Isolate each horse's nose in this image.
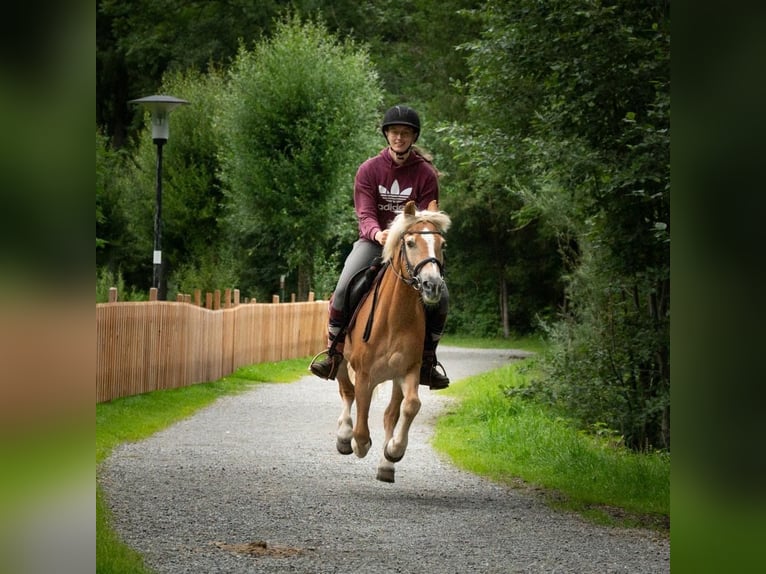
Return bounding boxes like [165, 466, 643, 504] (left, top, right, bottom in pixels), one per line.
[421, 277, 443, 303]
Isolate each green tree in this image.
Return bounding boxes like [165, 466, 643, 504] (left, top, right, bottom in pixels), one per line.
[449, 0, 670, 450]
[97, 0, 280, 146]
[96, 128, 147, 288]
[216, 15, 383, 300]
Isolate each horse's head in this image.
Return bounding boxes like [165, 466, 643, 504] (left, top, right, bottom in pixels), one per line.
[383, 200, 451, 305]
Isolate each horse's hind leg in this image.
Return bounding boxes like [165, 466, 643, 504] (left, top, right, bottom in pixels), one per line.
[336, 362, 354, 455]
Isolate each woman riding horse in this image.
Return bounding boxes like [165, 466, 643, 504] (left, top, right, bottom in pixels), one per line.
[309, 105, 450, 390]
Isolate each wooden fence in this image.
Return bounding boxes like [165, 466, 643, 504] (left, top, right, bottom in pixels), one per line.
[97, 289, 328, 403]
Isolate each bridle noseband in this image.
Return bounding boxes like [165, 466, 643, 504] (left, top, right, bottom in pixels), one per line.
[398, 230, 445, 291]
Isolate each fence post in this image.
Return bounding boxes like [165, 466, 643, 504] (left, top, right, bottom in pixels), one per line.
[224, 288, 232, 308]
[108, 287, 118, 303]
[308, 291, 315, 302]
[272, 295, 280, 304]
[214, 290, 221, 310]
[234, 289, 240, 306]
[149, 287, 158, 301]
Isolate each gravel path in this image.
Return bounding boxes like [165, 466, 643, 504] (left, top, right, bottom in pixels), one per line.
[100, 346, 669, 573]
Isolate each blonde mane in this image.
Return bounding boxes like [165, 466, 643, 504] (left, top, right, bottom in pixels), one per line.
[382, 205, 451, 263]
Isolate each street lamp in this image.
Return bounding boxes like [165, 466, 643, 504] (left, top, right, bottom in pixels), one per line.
[128, 95, 189, 297]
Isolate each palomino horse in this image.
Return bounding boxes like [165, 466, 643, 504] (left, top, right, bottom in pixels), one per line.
[335, 200, 451, 483]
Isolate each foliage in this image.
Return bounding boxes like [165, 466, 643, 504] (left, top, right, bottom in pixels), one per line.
[118, 67, 238, 299]
[96, 268, 147, 303]
[97, 0, 282, 145]
[448, 0, 670, 450]
[216, 14, 382, 299]
[96, 129, 135, 272]
[436, 78, 566, 335]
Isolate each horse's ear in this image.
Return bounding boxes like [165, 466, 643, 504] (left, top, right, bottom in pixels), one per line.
[404, 201, 416, 216]
[427, 200, 438, 212]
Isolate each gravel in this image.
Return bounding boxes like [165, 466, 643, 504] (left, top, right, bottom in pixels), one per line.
[100, 346, 669, 573]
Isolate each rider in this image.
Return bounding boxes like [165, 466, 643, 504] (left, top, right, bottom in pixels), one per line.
[309, 104, 450, 390]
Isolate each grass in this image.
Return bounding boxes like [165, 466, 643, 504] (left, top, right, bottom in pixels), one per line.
[432, 351, 670, 531]
[96, 357, 312, 574]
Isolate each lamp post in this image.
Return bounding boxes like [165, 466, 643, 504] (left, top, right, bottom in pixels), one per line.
[128, 95, 189, 298]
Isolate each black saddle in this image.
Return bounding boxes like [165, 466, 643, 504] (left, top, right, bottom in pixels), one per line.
[329, 257, 387, 352]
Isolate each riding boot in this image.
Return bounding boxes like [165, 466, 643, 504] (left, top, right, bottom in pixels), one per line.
[309, 303, 346, 380]
[420, 348, 450, 390]
[422, 299, 450, 389]
[309, 335, 344, 380]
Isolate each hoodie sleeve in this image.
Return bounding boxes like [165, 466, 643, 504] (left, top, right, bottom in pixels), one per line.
[353, 159, 383, 242]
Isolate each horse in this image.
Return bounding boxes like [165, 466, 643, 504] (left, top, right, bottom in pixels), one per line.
[334, 200, 451, 483]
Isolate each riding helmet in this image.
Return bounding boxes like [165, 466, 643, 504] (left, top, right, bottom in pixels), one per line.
[381, 105, 421, 141]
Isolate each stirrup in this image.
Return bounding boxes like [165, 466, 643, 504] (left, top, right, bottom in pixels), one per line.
[309, 349, 343, 380]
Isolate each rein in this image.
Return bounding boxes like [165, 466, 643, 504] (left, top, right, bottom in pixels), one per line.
[395, 230, 445, 291]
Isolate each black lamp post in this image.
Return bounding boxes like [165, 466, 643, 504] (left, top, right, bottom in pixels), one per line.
[128, 95, 189, 297]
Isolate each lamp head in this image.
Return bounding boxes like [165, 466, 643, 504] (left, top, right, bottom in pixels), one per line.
[129, 95, 189, 141]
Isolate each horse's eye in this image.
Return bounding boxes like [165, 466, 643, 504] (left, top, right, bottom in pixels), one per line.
[405, 237, 416, 248]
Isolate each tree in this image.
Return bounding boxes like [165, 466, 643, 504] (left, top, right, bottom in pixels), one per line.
[447, 0, 670, 450]
[97, 0, 280, 146]
[216, 15, 383, 300]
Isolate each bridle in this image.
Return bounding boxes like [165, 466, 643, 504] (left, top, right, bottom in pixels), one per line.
[396, 229, 445, 292]
[361, 226, 445, 343]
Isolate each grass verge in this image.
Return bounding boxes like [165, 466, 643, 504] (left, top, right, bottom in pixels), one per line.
[96, 357, 312, 574]
[432, 353, 670, 532]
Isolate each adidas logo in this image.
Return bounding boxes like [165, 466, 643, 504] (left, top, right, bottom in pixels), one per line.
[378, 180, 413, 204]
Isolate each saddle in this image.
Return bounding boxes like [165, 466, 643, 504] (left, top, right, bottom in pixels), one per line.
[330, 257, 387, 353]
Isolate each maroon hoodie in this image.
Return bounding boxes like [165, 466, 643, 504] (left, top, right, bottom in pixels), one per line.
[353, 148, 440, 241]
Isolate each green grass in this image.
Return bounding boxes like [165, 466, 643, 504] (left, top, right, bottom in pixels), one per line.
[432, 358, 670, 531]
[96, 357, 312, 574]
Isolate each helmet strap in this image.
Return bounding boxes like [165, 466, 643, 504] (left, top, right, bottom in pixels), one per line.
[395, 145, 412, 159]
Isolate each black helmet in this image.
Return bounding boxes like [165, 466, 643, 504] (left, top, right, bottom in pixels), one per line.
[381, 105, 421, 141]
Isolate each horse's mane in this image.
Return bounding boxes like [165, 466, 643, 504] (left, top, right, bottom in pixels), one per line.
[382, 205, 451, 264]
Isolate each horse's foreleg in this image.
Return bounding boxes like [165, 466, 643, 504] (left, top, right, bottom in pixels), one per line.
[381, 381, 404, 462]
[376, 381, 404, 483]
[383, 372, 421, 465]
[336, 362, 354, 455]
[351, 377, 373, 458]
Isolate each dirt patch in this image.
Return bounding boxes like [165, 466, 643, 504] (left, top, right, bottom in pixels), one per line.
[213, 540, 314, 558]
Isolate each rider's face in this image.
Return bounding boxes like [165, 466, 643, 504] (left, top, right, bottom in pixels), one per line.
[386, 126, 416, 152]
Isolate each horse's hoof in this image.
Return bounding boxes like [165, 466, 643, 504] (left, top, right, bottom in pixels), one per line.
[383, 441, 404, 463]
[352, 438, 372, 458]
[376, 467, 395, 483]
[336, 437, 352, 455]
